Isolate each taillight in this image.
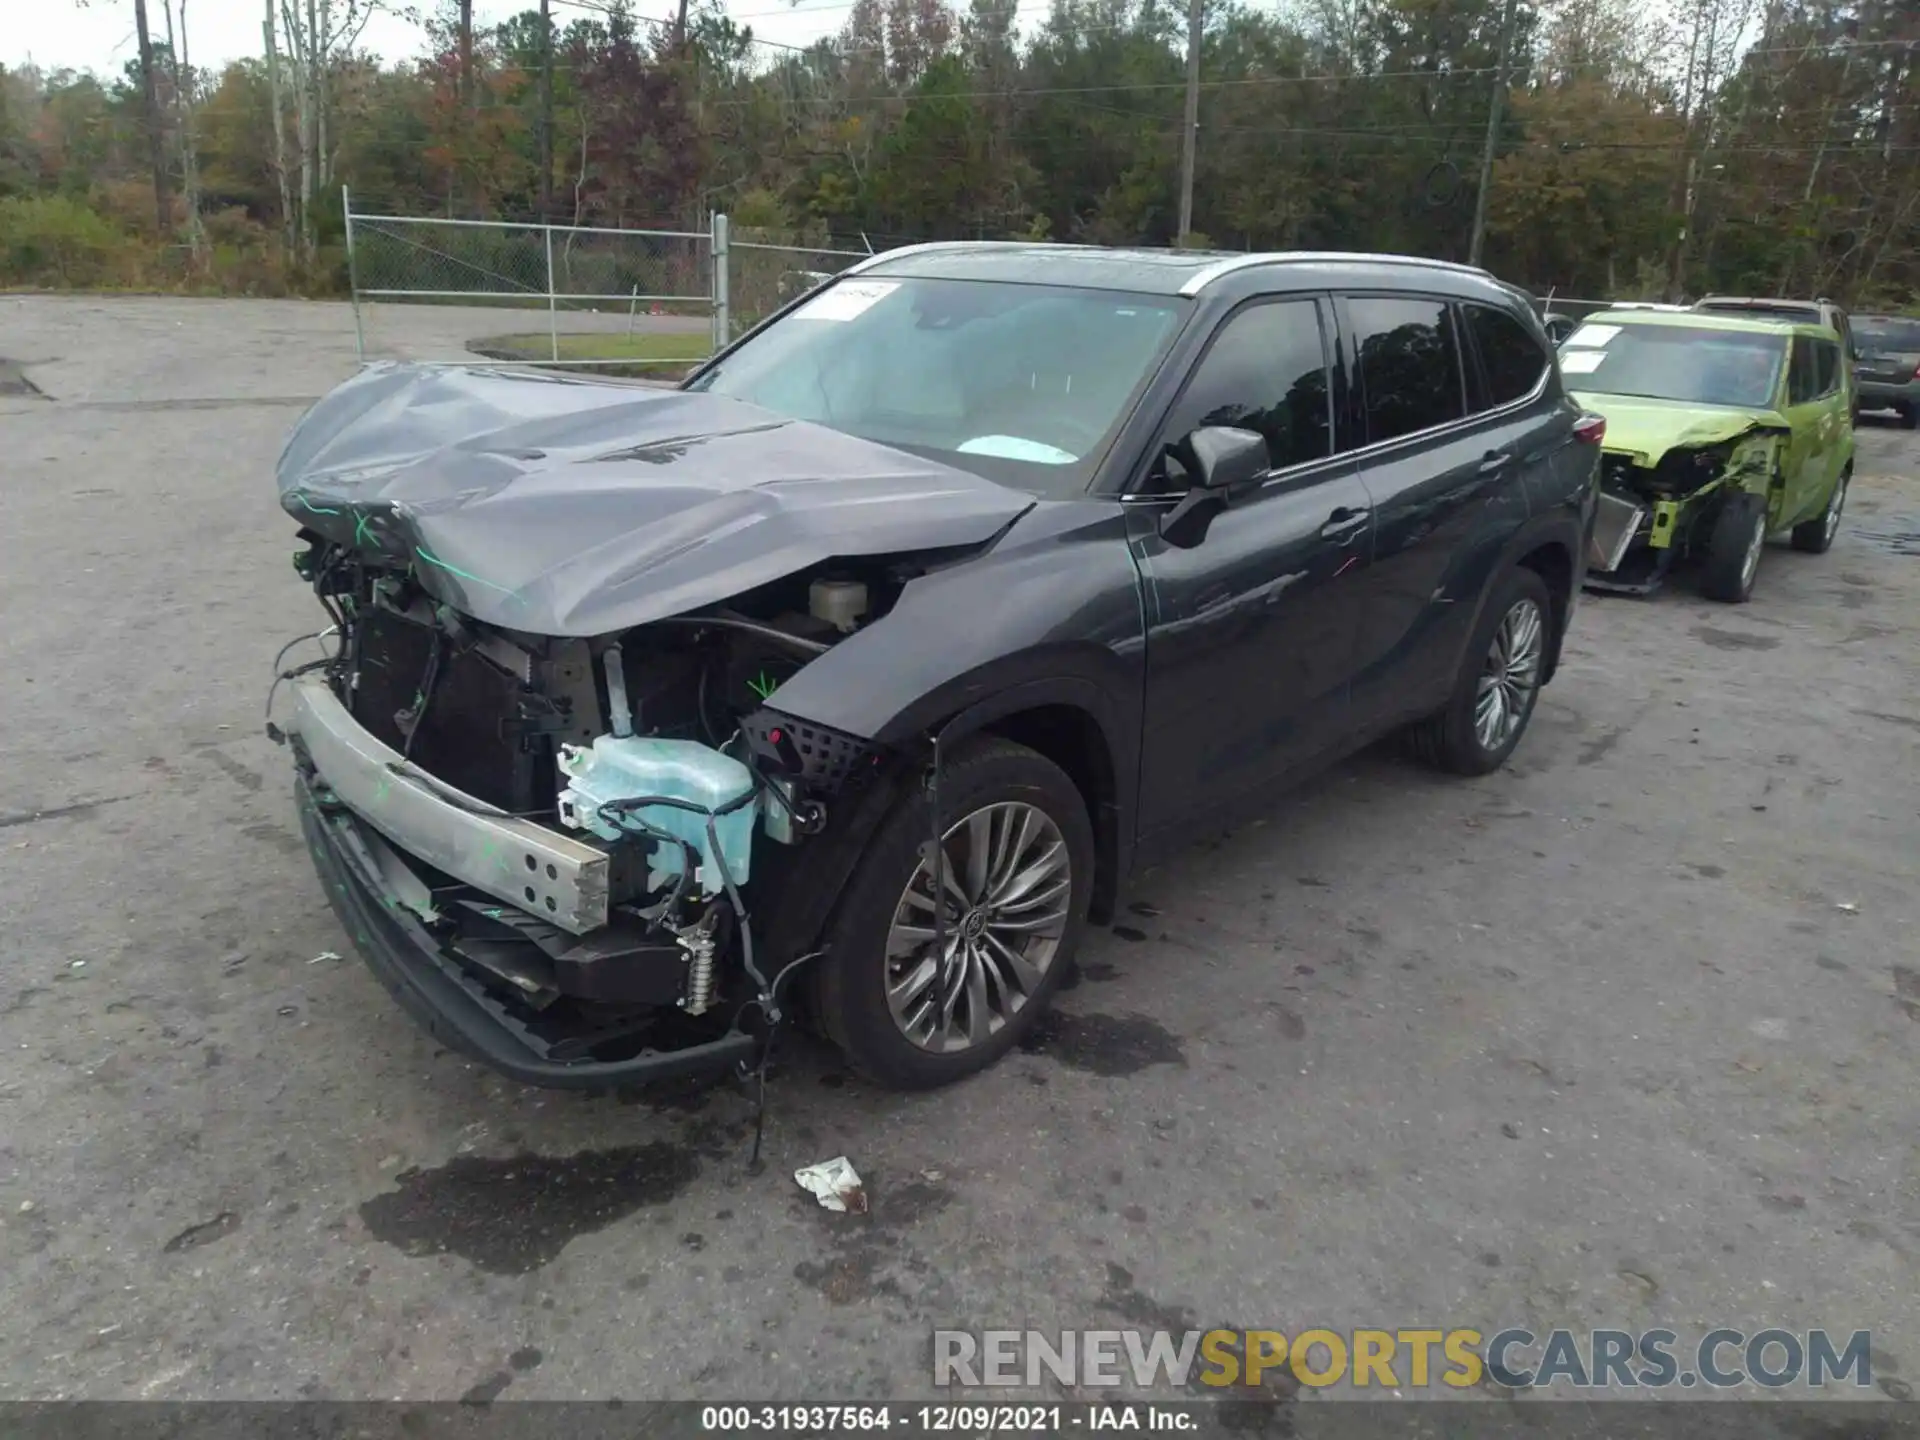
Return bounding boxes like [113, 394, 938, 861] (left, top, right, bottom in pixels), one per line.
[1912, 359, 1920, 380]
[1573, 413, 1606, 445]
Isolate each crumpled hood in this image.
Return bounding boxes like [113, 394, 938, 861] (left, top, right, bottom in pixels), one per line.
[1569, 391, 1788, 467]
[276, 363, 1035, 635]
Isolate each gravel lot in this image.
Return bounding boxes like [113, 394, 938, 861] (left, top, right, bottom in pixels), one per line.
[3, 293, 1919, 1404]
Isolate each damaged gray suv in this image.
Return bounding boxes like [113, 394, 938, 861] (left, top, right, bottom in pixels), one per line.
[275, 243, 1599, 1091]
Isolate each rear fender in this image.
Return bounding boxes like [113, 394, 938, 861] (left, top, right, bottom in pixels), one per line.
[1454, 510, 1585, 688]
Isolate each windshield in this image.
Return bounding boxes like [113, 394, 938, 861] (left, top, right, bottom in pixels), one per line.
[687, 276, 1183, 496]
[1855, 317, 1920, 352]
[1560, 322, 1785, 409]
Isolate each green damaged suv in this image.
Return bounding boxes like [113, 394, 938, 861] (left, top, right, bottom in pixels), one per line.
[1562, 310, 1855, 602]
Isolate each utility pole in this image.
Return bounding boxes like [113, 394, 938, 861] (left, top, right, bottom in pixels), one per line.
[132, 0, 173, 238]
[1176, 0, 1203, 245]
[537, 0, 554, 223]
[1467, 0, 1519, 268]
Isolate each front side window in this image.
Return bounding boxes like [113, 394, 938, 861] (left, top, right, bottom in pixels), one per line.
[1559, 322, 1785, 410]
[1788, 337, 1819, 404]
[1349, 297, 1468, 444]
[1153, 299, 1332, 484]
[1814, 340, 1841, 397]
[1464, 303, 1549, 408]
[688, 276, 1183, 497]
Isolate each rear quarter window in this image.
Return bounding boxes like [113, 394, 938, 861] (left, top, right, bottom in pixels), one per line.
[1464, 303, 1549, 408]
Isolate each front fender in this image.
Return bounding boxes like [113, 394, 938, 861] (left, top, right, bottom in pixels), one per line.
[761, 500, 1147, 753]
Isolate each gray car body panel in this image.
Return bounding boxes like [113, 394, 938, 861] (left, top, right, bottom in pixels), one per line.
[275, 363, 1034, 636]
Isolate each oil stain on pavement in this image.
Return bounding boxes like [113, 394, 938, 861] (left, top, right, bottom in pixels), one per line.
[1018, 1011, 1186, 1076]
[359, 1143, 701, 1274]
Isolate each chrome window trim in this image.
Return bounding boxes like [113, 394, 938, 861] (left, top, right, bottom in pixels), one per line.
[1343, 362, 1553, 466]
[1118, 291, 1553, 500]
[1341, 296, 1552, 462]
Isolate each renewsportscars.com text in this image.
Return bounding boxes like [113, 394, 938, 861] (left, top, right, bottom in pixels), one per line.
[933, 1328, 1874, 1390]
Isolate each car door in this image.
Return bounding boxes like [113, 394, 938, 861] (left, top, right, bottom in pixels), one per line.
[1338, 293, 1541, 732]
[1778, 335, 1828, 528]
[1128, 294, 1373, 839]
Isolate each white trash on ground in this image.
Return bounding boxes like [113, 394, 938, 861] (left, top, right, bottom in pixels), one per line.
[794, 1156, 869, 1214]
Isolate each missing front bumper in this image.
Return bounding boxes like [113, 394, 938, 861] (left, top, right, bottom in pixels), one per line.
[296, 773, 757, 1088]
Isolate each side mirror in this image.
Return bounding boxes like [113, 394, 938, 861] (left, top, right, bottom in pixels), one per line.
[1159, 426, 1270, 547]
[1184, 425, 1271, 491]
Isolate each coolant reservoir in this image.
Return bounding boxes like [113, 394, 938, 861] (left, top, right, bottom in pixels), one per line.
[555, 737, 759, 897]
[809, 577, 868, 633]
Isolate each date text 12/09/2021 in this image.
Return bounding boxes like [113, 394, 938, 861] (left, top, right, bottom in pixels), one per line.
[699, 1407, 1195, 1432]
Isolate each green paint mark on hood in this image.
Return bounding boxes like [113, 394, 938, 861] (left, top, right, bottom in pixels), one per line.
[1569, 392, 1788, 467]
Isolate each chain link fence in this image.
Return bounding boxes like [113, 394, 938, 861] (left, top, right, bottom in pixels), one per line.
[344, 194, 718, 375]
[725, 234, 871, 341]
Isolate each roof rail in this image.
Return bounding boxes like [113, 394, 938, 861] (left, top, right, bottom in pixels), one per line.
[842, 239, 1097, 276]
[1179, 250, 1492, 296]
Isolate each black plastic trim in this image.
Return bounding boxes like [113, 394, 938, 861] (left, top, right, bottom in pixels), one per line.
[296, 775, 756, 1089]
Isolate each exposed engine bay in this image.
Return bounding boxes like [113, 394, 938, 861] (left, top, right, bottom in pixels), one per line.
[1586, 430, 1781, 592]
[281, 528, 940, 1066]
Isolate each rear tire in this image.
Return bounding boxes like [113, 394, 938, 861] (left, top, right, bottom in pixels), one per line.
[1701, 492, 1767, 603]
[1405, 566, 1553, 777]
[1902, 405, 1919, 431]
[812, 736, 1094, 1090]
[1791, 468, 1848, 554]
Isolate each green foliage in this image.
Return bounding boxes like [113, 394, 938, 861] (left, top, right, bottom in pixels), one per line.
[0, 194, 132, 286]
[0, 0, 1916, 304]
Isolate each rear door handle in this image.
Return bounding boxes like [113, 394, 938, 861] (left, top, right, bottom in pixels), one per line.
[1320, 507, 1371, 544]
[1479, 451, 1514, 474]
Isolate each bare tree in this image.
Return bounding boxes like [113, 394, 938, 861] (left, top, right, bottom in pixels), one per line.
[131, 0, 173, 237]
[264, 0, 297, 254]
[162, 0, 208, 267]
[276, 0, 384, 261]
[537, 0, 554, 221]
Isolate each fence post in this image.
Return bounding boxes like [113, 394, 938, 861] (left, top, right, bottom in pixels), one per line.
[711, 211, 731, 352]
[545, 224, 559, 363]
[342, 184, 366, 363]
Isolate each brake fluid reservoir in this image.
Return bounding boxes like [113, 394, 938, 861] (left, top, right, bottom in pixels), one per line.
[555, 737, 759, 896]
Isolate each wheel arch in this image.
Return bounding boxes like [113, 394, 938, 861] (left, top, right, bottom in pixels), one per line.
[1453, 513, 1582, 690]
[930, 679, 1131, 927]
[1514, 537, 1576, 685]
[753, 677, 1135, 976]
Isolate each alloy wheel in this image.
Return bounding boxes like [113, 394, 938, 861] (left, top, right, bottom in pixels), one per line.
[884, 802, 1072, 1052]
[1473, 597, 1544, 753]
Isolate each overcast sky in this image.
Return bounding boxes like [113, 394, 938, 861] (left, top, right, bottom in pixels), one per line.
[5, 0, 860, 76]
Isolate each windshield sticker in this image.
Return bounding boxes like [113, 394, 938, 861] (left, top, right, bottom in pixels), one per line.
[1560, 350, 1606, 374]
[795, 280, 899, 322]
[1566, 324, 1621, 347]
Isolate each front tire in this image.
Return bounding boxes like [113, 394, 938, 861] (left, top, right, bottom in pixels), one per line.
[1701, 491, 1768, 602]
[813, 736, 1094, 1089]
[1791, 467, 1848, 554]
[1405, 566, 1552, 777]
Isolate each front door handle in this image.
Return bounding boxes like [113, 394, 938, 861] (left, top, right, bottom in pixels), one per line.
[1320, 507, 1370, 545]
[1479, 451, 1513, 474]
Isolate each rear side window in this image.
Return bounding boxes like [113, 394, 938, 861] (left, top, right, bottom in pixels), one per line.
[1814, 341, 1840, 397]
[1464, 303, 1549, 407]
[1157, 299, 1332, 475]
[1349, 297, 1467, 444]
[1788, 337, 1819, 404]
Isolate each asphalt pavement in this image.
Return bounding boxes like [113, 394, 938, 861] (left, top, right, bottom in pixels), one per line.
[2, 294, 1918, 1403]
